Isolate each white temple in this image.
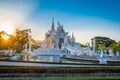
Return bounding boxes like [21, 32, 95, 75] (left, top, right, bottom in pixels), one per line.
[41, 18, 75, 50]
[39, 18, 95, 58]
[10, 18, 120, 63]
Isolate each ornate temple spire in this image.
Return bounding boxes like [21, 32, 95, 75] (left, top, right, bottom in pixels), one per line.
[72, 32, 74, 38]
[56, 21, 61, 31]
[51, 17, 55, 31]
[72, 32, 75, 41]
[58, 21, 60, 26]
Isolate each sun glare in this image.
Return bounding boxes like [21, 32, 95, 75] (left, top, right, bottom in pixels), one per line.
[0, 25, 14, 35]
[2, 34, 9, 40]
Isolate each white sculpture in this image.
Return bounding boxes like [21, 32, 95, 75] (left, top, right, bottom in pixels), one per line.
[99, 58, 107, 64]
[28, 30, 32, 53]
[93, 38, 96, 54]
[50, 56, 53, 62]
[24, 44, 27, 52]
[100, 49, 104, 58]
[116, 51, 119, 57]
[86, 42, 93, 56]
[109, 49, 114, 57]
[99, 49, 107, 64]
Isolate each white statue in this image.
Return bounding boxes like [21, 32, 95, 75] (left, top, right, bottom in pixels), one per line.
[93, 38, 96, 54]
[99, 58, 107, 64]
[28, 31, 32, 53]
[24, 44, 27, 53]
[116, 51, 119, 57]
[109, 49, 114, 57]
[99, 49, 107, 64]
[100, 49, 104, 58]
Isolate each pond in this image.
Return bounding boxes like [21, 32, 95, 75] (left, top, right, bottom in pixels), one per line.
[30, 55, 61, 62]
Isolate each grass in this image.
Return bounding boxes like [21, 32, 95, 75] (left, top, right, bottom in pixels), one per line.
[0, 76, 120, 80]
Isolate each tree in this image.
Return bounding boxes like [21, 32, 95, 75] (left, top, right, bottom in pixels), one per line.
[14, 29, 30, 53]
[8, 34, 16, 49]
[0, 31, 16, 50]
[0, 31, 6, 49]
[97, 44, 106, 50]
[111, 41, 120, 53]
[91, 36, 116, 50]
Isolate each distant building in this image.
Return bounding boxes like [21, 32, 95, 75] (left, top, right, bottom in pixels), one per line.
[91, 36, 116, 48]
[42, 18, 75, 49]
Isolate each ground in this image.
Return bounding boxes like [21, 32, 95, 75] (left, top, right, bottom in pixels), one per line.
[0, 76, 120, 80]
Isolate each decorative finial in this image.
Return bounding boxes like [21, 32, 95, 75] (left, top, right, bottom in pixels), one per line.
[52, 17, 54, 23]
[72, 32, 74, 38]
[51, 17, 55, 31]
[58, 21, 60, 25]
[72, 32, 75, 41]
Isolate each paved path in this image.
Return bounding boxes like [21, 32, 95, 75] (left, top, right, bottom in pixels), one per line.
[0, 61, 120, 67]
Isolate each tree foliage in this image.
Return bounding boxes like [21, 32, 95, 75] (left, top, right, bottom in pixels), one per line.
[93, 36, 116, 50]
[14, 29, 30, 53]
[110, 41, 120, 52]
[0, 31, 15, 50]
[0, 28, 31, 53]
[97, 44, 106, 50]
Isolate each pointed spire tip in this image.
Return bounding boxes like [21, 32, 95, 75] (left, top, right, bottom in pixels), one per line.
[52, 17, 54, 23]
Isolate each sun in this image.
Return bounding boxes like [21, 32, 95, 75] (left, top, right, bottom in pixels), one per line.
[2, 34, 9, 40]
[0, 25, 14, 35]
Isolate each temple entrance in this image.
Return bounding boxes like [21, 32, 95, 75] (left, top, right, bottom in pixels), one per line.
[58, 38, 64, 49]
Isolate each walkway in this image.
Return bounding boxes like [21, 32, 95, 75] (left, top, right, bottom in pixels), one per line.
[0, 61, 120, 67]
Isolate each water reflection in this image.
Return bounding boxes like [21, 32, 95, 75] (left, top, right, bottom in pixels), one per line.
[30, 55, 61, 62]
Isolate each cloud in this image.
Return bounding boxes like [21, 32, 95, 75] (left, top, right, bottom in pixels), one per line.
[0, 0, 39, 31]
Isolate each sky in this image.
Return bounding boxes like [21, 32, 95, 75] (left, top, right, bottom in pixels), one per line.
[0, 0, 120, 44]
